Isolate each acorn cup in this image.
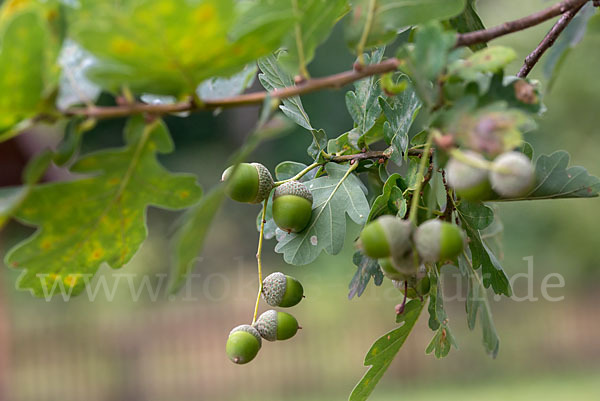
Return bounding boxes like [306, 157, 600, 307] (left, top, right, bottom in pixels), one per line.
[253, 310, 299, 342]
[261, 272, 304, 308]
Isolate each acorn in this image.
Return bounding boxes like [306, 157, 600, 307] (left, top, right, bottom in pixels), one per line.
[357, 215, 413, 259]
[221, 162, 274, 203]
[254, 310, 299, 342]
[272, 181, 313, 233]
[414, 219, 465, 263]
[226, 324, 262, 364]
[490, 151, 535, 198]
[262, 272, 304, 308]
[446, 151, 493, 201]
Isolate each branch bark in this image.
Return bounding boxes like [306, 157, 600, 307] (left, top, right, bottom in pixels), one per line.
[517, 3, 586, 77]
[65, 58, 401, 119]
[63, 0, 591, 120]
[455, 0, 589, 47]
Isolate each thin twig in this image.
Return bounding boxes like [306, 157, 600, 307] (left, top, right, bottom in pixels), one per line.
[65, 58, 401, 119]
[252, 200, 268, 325]
[517, 3, 586, 77]
[329, 148, 426, 163]
[408, 132, 434, 224]
[455, 0, 588, 47]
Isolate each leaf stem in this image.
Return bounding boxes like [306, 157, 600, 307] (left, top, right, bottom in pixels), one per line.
[252, 199, 269, 325]
[356, 0, 377, 65]
[274, 161, 321, 186]
[408, 131, 434, 224]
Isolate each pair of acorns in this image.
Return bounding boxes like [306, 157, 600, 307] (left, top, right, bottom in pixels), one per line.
[221, 162, 313, 233]
[226, 272, 304, 364]
[446, 150, 535, 201]
[358, 216, 465, 296]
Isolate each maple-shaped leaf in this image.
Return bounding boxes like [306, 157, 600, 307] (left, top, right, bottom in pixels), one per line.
[5, 116, 202, 297]
[68, 0, 294, 96]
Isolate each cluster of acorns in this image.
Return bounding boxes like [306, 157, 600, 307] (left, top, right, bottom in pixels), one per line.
[221, 162, 314, 365]
[446, 150, 535, 200]
[358, 216, 466, 298]
[221, 162, 314, 233]
[225, 272, 304, 364]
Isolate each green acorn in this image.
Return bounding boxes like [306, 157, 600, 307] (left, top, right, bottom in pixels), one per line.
[358, 215, 413, 259]
[272, 181, 313, 233]
[446, 151, 493, 201]
[226, 324, 262, 364]
[221, 162, 274, 204]
[254, 310, 299, 342]
[262, 272, 304, 308]
[414, 220, 465, 262]
[490, 151, 535, 198]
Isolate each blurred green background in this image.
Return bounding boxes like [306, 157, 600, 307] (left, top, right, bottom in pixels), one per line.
[1, 1, 600, 400]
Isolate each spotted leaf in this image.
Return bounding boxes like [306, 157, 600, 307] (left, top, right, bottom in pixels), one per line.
[5, 116, 203, 297]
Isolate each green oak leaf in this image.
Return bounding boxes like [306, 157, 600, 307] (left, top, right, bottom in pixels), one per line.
[457, 201, 512, 297]
[279, 0, 350, 75]
[449, 46, 517, 81]
[494, 151, 600, 201]
[458, 254, 500, 358]
[425, 266, 458, 358]
[170, 113, 291, 294]
[0, 7, 60, 141]
[68, 0, 294, 96]
[396, 22, 456, 106]
[367, 173, 407, 222]
[0, 150, 55, 230]
[274, 163, 369, 265]
[344, 0, 465, 49]
[169, 186, 224, 294]
[0, 187, 27, 230]
[349, 299, 424, 401]
[5, 117, 203, 297]
[348, 251, 384, 299]
[345, 48, 385, 146]
[258, 54, 327, 160]
[449, 0, 486, 51]
[379, 79, 421, 165]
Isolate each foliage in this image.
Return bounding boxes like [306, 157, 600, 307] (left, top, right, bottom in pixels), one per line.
[0, 0, 598, 399]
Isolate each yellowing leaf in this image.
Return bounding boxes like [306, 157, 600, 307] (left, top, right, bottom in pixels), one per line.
[68, 0, 295, 96]
[0, 5, 60, 140]
[5, 117, 203, 297]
